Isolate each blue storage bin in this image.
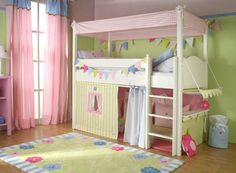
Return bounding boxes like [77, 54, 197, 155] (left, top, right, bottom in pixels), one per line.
[208, 115, 228, 148]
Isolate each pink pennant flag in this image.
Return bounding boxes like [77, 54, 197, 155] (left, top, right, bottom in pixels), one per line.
[98, 71, 104, 79]
[149, 38, 156, 42]
[83, 65, 88, 72]
[135, 61, 142, 70]
[169, 40, 177, 48]
[111, 72, 116, 80]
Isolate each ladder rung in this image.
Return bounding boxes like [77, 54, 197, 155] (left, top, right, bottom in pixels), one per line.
[149, 114, 173, 120]
[149, 95, 173, 100]
[148, 132, 173, 140]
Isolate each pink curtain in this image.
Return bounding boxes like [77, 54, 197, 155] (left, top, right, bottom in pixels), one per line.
[42, 15, 69, 124]
[6, 6, 35, 129]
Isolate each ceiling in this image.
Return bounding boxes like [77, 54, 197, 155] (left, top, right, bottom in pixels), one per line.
[95, 0, 236, 19]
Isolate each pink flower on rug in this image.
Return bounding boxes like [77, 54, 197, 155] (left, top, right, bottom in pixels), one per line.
[43, 139, 55, 144]
[111, 146, 124, 151]
[25, 156, 43, 163]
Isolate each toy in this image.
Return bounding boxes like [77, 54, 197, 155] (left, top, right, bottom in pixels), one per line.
[201, 100, 210, 110]
[182, 133, 197, 157]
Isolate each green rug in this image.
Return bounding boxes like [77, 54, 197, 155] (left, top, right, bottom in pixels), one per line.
[0, 133, 183, 173]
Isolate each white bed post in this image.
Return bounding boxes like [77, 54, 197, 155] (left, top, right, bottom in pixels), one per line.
[72, 24, 78, 129]
[108, 32, 112, 57]
[176, 5, 184, 156]
[203, 33, 208, 88]
[145, 54, 151, 149]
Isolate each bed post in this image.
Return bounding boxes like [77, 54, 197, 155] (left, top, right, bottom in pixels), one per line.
[108, 32, 112, 57]
[72, 22, 78, 129]
[176, 5, 184, 156]
[145, 54, 151, 149]
[203, 33, 208, 88]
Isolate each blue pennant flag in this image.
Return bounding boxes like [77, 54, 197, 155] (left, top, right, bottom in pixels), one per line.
[74, 58, 79, 65]
[128, 65, 138, 74]
[121, 42, 129, 50]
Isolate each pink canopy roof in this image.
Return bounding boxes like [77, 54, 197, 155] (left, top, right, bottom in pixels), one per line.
[71, 9, 207, 40]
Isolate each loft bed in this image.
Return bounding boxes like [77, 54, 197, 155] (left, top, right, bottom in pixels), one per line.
[72, 6, 221, 156]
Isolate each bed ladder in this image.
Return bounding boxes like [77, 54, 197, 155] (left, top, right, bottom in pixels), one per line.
[147, 95, 176, 155]
[145, 55, 177, 156]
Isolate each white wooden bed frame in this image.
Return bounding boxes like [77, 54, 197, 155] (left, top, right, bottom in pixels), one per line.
[72, 6, 209, 156]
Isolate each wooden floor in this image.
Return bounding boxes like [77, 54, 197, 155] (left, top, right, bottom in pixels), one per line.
[0, 122, 236, 173]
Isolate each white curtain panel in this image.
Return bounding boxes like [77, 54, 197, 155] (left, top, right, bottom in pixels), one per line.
[124, 86, 146, 148]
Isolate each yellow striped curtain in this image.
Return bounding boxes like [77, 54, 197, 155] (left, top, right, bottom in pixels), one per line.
[75, 81, 119, 139]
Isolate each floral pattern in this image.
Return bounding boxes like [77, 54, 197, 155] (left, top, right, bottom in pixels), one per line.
[141, 167, 161, 173]
[19, 144, 34, 150]
[64, 135, 77, 140]
[25, 156, 43, 163]
[94, 141, 107, 146]
[43, 138, 55, 144]
[111, 146, 124, 151]
[43, 163, 62, 171]
[133, 154, 148, 160]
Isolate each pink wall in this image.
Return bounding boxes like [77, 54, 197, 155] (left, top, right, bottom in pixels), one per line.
[69, 0, 95, 22]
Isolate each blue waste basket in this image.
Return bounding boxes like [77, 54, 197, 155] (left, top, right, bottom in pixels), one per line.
[208, 115, 228, 148]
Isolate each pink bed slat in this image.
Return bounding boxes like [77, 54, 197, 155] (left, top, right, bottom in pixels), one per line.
[72, 9, 207, 40]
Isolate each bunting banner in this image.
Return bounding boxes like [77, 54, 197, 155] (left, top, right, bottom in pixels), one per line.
[76, 59, 144, 81]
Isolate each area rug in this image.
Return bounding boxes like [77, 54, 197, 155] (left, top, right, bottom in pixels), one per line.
[0, 133, 183, 173]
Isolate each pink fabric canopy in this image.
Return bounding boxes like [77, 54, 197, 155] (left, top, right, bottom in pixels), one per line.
[71, 10, 207, 40]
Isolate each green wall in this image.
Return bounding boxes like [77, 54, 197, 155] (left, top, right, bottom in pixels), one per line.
[92, 16, 236, 143]
[208, 16, 236, 143]
[0, 9, 6, 48]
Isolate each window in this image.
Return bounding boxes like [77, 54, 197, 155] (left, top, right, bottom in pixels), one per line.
[88, 92, 102, 114]
[31, 1, 46, 122]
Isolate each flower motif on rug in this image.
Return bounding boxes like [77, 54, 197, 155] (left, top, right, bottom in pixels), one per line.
[160, 158, 170, 166]
[19, 144, 34, 150]
[133, 154, 148, 160]
[25, 156, 43, 163]
[141, 167, 161, 173]
[94, 141, 107, 146]
[42, 138, 55, 144]
[64, 135, 77, 140]
[111, 146, 124, 151]
[43, 163, 62, 171]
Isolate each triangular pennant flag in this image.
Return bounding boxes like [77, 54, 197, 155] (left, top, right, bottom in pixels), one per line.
[111, 72, 116, 80]
[162, 39, 170, 48]
[74, 58, 79, 65]
[155, 38, 162, 45]
[93, 70, 98, 77]
[83, 65, 88, 72]
[98, 71, 104, 79]
[128, 65, 138, 74]
[88, 67, 93, 75]
[183, 39, 187, 48]
[169, 40, 177, 49]
[132, 40, 135, 45]
[135, 61, 142, 70]
[112, 43, 116, 52]
[122, 42, 129, 50]
[104, 72, 109, 80]
[149, 38, 156, 42]
[185, 37, 194, 47]
[122, 68, 129, 76]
